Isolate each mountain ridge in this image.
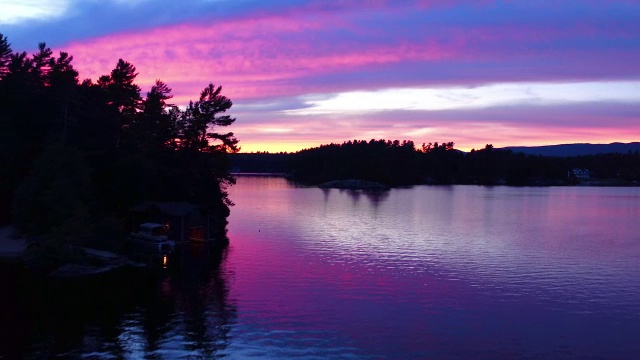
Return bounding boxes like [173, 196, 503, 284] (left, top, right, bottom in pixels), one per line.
[501, 142, 640, 157]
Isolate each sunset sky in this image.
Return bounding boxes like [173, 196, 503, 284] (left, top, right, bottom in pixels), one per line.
[2, 0, 639, 152]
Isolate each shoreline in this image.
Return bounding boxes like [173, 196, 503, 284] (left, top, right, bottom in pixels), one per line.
[0, 225, 143, 278]
[267, 173, 639, 188]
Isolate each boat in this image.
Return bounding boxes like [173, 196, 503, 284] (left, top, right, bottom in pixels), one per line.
[129, 223, 175, 251]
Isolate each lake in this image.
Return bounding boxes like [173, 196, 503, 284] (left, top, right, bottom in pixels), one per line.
[2, 176, 640, 359]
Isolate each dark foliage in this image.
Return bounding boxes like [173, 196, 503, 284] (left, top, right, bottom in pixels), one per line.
[229, 152, 290, 174]
[0, 33, 238, 253]
[282, 141, 640, 187]
[291, 139, 423, 186]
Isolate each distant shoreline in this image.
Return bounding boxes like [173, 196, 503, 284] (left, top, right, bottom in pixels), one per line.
[231, 172, 288, 177]
[232, 172, 639, 188]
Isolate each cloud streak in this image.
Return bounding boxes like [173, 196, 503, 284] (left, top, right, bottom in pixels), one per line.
[285, 82, 640, 115]
[0, 0, 68, 24]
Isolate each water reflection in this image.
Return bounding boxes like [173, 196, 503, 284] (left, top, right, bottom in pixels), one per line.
[172, 245, 235, 359]
[321, 187, 390, 207]
[225, 177, 640, 358]
[0, 244, 235, 359]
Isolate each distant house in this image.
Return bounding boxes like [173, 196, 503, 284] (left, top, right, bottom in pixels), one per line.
[568, 168, 590, 179]
[130, 201, 220, 243]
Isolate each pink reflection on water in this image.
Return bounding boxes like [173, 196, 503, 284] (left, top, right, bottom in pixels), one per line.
[225, 222, 480, 355]
[222, 178, 640, 357]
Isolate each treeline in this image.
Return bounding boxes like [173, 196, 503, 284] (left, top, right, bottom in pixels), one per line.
[291, 140, 425, 185]
[230, 141, 640, 186]
[0, 34, 238, 254]
[230, 152, 290, 173]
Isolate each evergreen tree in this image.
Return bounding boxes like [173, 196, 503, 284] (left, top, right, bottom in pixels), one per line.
[180, 84, 238, 153]
[47, 51, 79, 143]
[0, 33, 12, 78]
[132, 79, 177, 150]
[31, 42, 53, 84]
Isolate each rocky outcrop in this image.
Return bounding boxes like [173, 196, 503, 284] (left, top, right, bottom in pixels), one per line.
[0, 226, 27, 260]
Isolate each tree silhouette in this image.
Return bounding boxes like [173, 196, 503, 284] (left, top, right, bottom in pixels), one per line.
[48, 51, 79, 143]
[31, 42, 53, 83]
[179, 84, 238, 153]
[0, 33, 12, 78]
[107, 59, 142, 114]
[133, 79, 178, 151]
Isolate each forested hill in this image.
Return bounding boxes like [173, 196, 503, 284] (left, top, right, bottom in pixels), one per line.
[0, 33, 238, 254]
[503, 142, 640, 157]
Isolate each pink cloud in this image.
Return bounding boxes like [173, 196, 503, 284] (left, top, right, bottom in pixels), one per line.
[53, 1, 640, 152]
[60, 9, 459, 102]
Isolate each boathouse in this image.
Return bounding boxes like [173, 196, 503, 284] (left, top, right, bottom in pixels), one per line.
[568, 168, 590, 179]
[130, 201, 215, 243]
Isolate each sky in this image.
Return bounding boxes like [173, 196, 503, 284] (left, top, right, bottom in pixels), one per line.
[2, 0, 640, 152]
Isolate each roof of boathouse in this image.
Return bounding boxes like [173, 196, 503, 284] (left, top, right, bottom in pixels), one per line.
[131, 201, 203, 217]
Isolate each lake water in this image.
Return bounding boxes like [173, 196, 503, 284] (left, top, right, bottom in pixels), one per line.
[2, 176, 640, 359]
